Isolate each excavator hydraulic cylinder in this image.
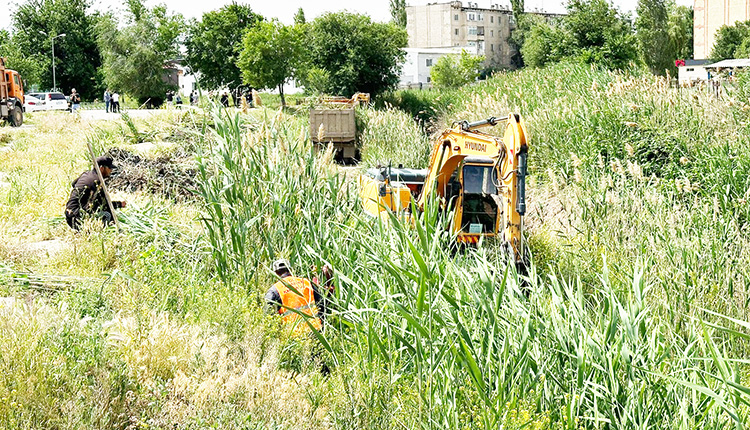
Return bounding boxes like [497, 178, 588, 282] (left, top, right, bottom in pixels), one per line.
[516, 147, 527, 216]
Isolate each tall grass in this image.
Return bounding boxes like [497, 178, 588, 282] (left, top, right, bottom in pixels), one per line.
[2, 64, 749, 428]
[195, 89, 750, 427]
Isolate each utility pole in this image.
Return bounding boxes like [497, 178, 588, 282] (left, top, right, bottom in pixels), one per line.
[51, 33, 66, 92]
[39, 31, 66, 91]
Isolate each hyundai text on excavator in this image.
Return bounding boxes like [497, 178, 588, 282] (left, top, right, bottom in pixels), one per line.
[0, 57, 25, 127]
[358, 113, 528, 265]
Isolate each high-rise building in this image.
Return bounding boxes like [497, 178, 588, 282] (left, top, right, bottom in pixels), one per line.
[406, 1, 563, 69]
[406, 1, 516, 67]
[694, 0, 750, 59]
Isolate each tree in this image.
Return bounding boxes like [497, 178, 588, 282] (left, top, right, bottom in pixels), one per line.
[711, 20, 750, 60]
[12, 0, 103, 99]
[237, 20, 301, 107]
[303, 12, 407, 96]
[390, 0, 407, 27]
[520, 18, 570, 67]
[430, 51, 485, 88]
[668, 4, 693, 60]
[636, 0, 671, 75]
[565, 0, 639, 69]
[0, 30, 45, 87]
[294, 8, 306, 25]
[508, 0, 526, 67]
[184, 4, 263, 91]
[96, 0, 183, 105]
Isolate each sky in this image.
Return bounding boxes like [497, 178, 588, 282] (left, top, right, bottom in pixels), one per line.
[2, 0, 694, 32]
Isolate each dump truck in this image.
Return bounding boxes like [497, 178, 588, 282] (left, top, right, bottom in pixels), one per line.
[0, 57, 25, 127]
[359, 114, 528, 265]
[309, 93, 369, 162]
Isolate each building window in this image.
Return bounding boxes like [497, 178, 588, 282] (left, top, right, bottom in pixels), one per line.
[469, 26, 478, 36]
[686, 68, 694, 71]
[426, 59, 433, 67]
[477, 13, 482, 21]
[455, 28, 459, 35]
[477, 26, 484, 36]
[427, 76, 431, 82]
[454, 14, 458, 20]
[491, 30, 494, 37]
[491, 44, 494, 52]
[468, 13, 475, 20]
[491, 15, 494, 23]
[509, 15, 515, 24]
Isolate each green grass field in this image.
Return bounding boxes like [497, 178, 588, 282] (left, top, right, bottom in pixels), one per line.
[0, 64, 749, 429]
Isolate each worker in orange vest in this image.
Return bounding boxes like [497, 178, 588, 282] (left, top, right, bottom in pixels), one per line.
[265, 259, 324, 333]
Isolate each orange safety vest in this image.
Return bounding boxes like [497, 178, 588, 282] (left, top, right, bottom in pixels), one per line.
[273, 276, 323, 333]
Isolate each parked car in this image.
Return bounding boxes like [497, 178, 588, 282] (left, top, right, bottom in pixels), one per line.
[23, 94, 45, 113]
[27, 92, 69, 111]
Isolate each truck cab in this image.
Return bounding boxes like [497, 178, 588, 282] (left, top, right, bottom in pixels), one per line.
[0, 57, 25, 127]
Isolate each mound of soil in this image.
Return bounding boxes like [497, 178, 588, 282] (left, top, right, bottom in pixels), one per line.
[105, 147, 198, 202]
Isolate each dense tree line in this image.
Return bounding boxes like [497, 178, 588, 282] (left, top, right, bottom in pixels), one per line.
[517, 0, 693, 76]
[2, 0, 707, 103]
[712, 20, 750, 60]
[3, 1, 406, 106]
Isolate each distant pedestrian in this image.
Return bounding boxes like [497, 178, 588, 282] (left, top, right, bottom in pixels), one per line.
[70, 88, 81, 113]
[103, 89, 111, 113]
[245, 89, 253, 108]
[166, 90, 174, 106]
[175, 93, 182, 109]
[111, 92, 120, 113]
[220, 91, 229, 108]
[232, 88, 241, 107]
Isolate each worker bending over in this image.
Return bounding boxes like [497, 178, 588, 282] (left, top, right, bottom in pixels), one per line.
[65, 156, 126, 230]
[265, 259, 327, 333]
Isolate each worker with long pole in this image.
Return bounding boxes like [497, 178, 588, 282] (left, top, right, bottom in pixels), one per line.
[64, 147, 125, 231]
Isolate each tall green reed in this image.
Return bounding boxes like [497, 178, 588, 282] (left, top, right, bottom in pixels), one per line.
[195, 103, 750, 428]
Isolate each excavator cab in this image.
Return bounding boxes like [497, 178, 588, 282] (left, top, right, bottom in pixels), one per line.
[457, 162, 500, 235]
[359, 113, 528, 263]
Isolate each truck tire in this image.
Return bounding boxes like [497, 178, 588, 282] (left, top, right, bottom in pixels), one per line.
[9, 106, 23, 127]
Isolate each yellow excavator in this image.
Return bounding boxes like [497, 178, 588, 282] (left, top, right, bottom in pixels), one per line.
[358, 113, 528, 264]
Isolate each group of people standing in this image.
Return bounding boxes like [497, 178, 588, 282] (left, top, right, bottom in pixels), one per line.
[103, 89, 121, 113]
[167, 90, 201, 107]
[219, 89, 253, 108]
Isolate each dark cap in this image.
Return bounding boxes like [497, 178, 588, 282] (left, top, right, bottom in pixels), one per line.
[95, 156, 116, 169]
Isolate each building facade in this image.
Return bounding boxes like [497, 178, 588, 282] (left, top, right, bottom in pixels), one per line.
[400, 47, 468, 86]
[677, 59, 710, 84]
[694, 0, 750, 59]
[406, 1, 516, 68]
[406, 1, 564, 69]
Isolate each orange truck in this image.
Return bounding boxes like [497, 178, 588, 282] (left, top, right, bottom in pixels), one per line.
[0, 57, 25, 126]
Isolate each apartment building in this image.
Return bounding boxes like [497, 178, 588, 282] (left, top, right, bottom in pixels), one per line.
[694, 0, 750, 59]
[406, 1, 516, 67]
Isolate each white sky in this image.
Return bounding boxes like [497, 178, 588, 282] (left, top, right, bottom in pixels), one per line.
[2, 0, 693, 33]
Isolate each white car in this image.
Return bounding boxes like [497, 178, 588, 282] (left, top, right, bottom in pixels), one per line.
[27, 92, 70, 111]
[23, 94, 45, 113]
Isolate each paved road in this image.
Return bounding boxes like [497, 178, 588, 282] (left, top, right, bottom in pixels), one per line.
[81, 108, 191, 121]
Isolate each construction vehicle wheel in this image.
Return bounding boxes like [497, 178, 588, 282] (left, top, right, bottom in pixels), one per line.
[9, 106, 23, 127]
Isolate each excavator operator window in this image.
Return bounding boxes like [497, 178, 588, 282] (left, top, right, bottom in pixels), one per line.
[461, 164, 499, 234]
